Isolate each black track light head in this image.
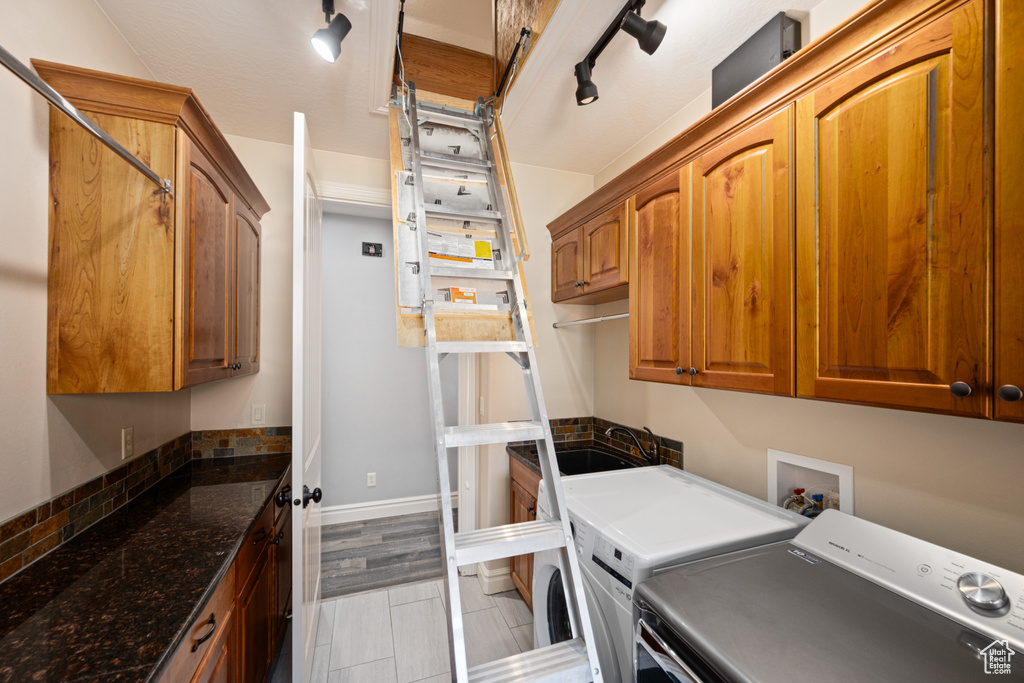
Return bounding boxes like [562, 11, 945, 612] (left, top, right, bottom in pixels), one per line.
[621, 10, 666, 55]
[311, 12, 352, 63]
[574, 61, 599, 106]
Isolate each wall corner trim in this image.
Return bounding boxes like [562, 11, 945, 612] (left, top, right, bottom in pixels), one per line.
[476, 560, 515, 595]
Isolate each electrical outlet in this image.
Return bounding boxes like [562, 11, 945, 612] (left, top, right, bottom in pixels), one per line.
[367, 472, 377, 487]
[252, 404, 266, 426]
[121, 427, 134, 460]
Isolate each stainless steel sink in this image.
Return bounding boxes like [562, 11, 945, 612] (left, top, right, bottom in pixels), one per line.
[556, 448, 640, 476]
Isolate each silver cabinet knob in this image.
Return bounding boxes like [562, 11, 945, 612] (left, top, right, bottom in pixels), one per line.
[997, 385, 1023, 402]
[675, 367, 682, 375]
[688, 367, 697, 376]
[957, 572, 1009, 612]
[950, 382, 972, 398]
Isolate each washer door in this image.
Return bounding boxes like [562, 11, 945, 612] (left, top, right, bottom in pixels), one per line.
[533, 558, 622, 683]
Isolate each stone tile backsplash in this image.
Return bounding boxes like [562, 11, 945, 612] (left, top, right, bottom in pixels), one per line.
[0, 427, 293, 584]
[516, 416, 683, 468]
[192, 427, 292, 459]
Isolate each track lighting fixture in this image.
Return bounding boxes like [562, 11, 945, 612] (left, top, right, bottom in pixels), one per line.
[311, 0, 352, 64]
[621, 10, 667, 55]
[574, 61, 599, 106]
[572, 0, 667, 105]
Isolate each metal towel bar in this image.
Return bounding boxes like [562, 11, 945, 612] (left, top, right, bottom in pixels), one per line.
[0, 43, 172, 195]
[552, 312, 628, 328]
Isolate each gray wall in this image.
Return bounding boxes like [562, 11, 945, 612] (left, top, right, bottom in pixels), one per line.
[321, 212, 457, 507]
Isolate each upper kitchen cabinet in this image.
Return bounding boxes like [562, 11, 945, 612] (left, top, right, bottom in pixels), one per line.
[629, 169, 690, 384]
[35, 60, 269, 394]
[550, 201, 629, 304]
[795, 0, 989, 417]
[691, 107, 793, 395]
[995, 0, 1024, 423]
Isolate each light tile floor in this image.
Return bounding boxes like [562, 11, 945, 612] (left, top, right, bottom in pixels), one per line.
[307, 575, 534, 683]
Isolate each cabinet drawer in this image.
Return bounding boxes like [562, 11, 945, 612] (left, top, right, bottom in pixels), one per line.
[158, 566, 235, 683]
[236, 502, 274, 590]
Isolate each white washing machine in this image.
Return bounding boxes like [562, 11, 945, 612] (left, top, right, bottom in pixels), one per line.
[533, 466, 808, 683]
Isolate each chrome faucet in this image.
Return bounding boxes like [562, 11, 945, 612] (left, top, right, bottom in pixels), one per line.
[604, 425, 659, 466]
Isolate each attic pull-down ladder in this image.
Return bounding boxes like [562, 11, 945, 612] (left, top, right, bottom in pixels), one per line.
[393, 86, 603, 683]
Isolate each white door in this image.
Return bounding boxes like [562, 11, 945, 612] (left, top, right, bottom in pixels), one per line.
[292, 111, 323, 682]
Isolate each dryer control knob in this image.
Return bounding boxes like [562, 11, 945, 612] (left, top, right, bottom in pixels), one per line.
[957, 572, 1008, 612]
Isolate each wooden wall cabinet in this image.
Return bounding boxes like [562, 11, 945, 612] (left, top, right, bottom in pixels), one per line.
[509, 455, 541, 610]
[35, 60, 269, 394]
[994, 0, 1024, 423]
[691, 107, 794, 395]
[795, 0, 989, 417]
[628, 170, 691, 385]
[550, 202, 629, 304]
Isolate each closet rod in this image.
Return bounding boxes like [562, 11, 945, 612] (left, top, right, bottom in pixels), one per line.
[552, 312, 628, 328]
[0, 43, 172, 195]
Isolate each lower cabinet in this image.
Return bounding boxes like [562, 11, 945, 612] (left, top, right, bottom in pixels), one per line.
[509, 456, 541, 610]
[239, 548, 276, 683]
[158, 488, 290, 683]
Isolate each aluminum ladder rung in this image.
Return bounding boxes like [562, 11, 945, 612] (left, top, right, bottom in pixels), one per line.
[454, 519, 565, 566]
[428, 265, 515, 280]
[436, 341, 528, 354]
[467, 639, 592, 683]
[419, 150, 492, 174]
[444, 422, 543, 448]
[425, 205, 502, 222]
[419, 106, 483, 127]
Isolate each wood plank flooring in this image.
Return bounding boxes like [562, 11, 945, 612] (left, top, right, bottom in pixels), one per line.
[321, 511, 457, 599]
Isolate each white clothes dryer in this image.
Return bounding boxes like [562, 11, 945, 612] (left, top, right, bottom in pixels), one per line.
[533, 466, 808, 683]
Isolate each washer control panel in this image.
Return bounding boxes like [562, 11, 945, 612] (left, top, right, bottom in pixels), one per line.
[794, 510, 1024, 649]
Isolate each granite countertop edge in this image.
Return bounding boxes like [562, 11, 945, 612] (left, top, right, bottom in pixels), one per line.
[147, 461, 288, 682]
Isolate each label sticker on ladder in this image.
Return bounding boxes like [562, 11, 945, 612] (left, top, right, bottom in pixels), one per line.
[427, 231, 494, 268]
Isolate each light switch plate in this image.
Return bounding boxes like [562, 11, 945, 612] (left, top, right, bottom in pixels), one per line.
[252, 404, 266, 426]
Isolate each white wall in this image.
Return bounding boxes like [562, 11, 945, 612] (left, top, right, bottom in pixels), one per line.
[320, 212, 457, 507]
[0, 0, 190, 525]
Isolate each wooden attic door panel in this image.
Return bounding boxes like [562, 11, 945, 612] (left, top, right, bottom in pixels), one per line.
[796, 0, 989, 416]
[180, 139, 233, 387]
[629, 168, 690, 384]
[551, 228, 583, 301]
[692, 108, 793, 395]
[47, 109, 176, 393]
[233, 202, 260, 375]
[582, 202, 628, 292]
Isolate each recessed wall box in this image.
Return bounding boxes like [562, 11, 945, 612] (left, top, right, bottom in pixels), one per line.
[363, 242, 383, 257]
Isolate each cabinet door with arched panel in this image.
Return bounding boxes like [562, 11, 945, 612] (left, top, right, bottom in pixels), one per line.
[691, 106, 794, 395]
[795, 0, 989, 416]
[629, 169, 691, 385]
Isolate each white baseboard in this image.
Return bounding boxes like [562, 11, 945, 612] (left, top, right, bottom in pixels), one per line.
[477, 560, 515, 595]
[320, 491, 459, 526]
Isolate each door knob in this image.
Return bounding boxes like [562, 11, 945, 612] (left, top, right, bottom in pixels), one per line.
[300, 485, 323, 508]
[997, 385, 1023, 402]
[950, 382, 972, 398]
[275, 485, 291, 508]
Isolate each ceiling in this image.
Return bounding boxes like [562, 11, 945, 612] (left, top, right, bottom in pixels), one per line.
[500, 0, 821, 175]
[93, 0, 821, 176]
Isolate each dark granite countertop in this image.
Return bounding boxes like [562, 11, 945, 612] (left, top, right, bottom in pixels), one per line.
[507, 439, 648, 475]
[0, 454, 290, 683]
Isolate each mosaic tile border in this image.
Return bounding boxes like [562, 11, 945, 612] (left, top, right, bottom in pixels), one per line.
[514, 416, 684, 468]
[191, 426, 292, 458]
[0, 426, 294, 585]
[0, 433, 191, 583]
